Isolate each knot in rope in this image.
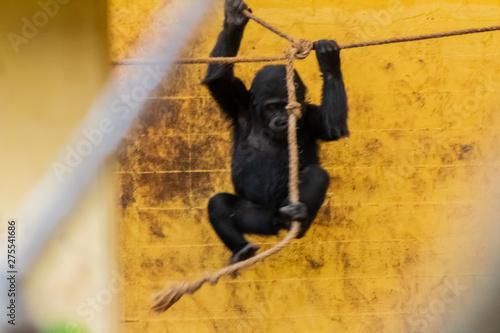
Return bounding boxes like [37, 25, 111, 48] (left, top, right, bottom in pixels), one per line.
[286, 101, 302, 118]
[292, 39, 314, 59]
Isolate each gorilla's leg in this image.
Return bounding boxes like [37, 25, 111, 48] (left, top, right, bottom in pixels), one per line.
[208, 193, 282, 263]
[299, 164, 330, 220]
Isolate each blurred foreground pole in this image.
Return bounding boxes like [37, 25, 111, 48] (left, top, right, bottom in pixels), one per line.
[0, 1, 112, 331]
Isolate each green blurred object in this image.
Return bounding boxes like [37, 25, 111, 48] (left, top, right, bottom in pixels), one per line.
[43, 323, 89, 333]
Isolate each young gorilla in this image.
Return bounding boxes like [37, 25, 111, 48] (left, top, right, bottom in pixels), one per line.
[203, 0, 349, 264]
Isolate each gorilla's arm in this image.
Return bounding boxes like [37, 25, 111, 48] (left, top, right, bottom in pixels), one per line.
[305, 40, 349, 141]
[202, 0, 251, 120]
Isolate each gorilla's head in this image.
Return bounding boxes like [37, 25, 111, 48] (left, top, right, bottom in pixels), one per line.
[249, 65, 306, 138]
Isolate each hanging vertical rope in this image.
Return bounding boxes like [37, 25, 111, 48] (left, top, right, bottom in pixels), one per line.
[151, 43, 311, 313]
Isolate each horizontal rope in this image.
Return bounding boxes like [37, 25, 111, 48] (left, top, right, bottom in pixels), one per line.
[340, 24, 500, 49]
[112, 56, 286, 66]
[112, 25, 500, 66]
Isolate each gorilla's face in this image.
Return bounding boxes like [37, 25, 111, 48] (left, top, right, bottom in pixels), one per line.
[263, 97, 289, 136]
[249, 65, 306, 139]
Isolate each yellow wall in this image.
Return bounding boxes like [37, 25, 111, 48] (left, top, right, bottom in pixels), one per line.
[111, 0, 500, 332]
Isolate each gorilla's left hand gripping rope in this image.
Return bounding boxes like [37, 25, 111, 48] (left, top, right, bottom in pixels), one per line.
[151, 10, 314, 314]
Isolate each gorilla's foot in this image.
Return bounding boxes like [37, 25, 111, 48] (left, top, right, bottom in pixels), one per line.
[230, 243, 260, 265]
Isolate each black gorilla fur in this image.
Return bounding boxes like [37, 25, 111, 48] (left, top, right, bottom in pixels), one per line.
[202, 0, 349, 263]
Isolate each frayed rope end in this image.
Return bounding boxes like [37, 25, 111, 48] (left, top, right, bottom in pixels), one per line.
[151, 287, 184, 313]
